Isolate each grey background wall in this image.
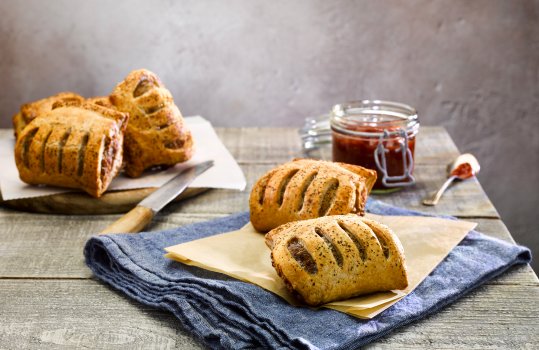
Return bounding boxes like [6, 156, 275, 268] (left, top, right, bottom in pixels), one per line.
[1, 0, 538, 271]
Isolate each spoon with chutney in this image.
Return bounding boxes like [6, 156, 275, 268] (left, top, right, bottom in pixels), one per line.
[422, 153, 480, 206]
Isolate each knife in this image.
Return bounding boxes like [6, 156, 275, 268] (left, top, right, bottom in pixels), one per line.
[100, 160, 214, 234]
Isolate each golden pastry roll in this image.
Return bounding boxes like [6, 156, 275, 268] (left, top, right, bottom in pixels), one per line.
[265, 214, 408, 306]
[14, 103, 128, 198]
[110, 69, 194, 177]
[249, 159, 377, 232]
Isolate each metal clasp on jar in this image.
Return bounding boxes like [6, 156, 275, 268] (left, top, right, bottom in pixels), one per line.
[374, 129, 415, 187]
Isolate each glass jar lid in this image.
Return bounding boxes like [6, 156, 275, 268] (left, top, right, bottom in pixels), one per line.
[331, 100, 419, 137]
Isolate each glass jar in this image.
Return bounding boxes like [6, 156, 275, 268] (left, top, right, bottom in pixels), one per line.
[330, 100, 420, 190]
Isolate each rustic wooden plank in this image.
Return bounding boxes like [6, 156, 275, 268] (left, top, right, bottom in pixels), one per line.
[0, 279, 537, 349]
[0, 279, 203, 350]
[365, 282, 539, 349]
[372, 164, 499, 218]
[0, 162, 498, 218]
[0, 212, 225, 279]
[215, 127, 301, 164]
[215, 126, 460, 165]
[414, 126, 461, 165]
[0, 201, 534, 285]
[156, 163, 499, 218]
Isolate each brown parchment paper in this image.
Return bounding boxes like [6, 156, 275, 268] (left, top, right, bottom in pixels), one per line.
[165, 214, 477, 319]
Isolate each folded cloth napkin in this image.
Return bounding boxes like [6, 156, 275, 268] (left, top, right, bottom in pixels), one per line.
[84, 200, 531, 350]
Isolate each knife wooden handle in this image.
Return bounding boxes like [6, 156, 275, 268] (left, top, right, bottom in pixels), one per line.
[100, 205, 155, 234]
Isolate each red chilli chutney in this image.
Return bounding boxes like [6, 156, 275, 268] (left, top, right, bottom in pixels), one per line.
[330, 101, 420, 190]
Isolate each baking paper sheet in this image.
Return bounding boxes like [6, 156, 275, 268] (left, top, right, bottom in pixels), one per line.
[165, 214, 477, 319]
[0, 116, 246, 200]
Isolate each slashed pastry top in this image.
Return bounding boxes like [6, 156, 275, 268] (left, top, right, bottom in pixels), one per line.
[249, 159, 377, 232]
[12, 92, 85, 139]
[110, 69, 194, 177]
[265, 214, 408, 306]
[86, 95, 115, 109]
[14, 102, 128, 198]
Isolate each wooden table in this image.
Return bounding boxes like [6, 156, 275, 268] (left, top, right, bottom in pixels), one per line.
[1, 127, 537, 349]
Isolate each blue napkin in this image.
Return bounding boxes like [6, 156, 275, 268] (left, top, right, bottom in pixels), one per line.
[84, 200, 531, 350]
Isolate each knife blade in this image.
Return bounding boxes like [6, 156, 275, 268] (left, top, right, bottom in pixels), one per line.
[100, 160, 214, 234]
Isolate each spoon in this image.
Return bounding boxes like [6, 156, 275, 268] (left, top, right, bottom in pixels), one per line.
[422, 153, 480, 206]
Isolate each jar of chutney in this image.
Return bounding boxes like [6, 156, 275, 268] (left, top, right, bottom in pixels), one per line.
[330, 100, 420, 190]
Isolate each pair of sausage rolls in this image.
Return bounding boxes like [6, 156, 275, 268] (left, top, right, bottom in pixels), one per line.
[12, 68, 195, 197]
[14, 103, 128, 198]
[251, 159, 406, 305]
[249, 159, 377, 232]
[110, 69, 194, 177]
[266, 214, 408, 306]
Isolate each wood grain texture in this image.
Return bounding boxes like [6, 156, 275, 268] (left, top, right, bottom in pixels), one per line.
[372, 164, 499, 218]
[153, 163, 498, 219]
[216, 126, 460, 165]
[364, 282, 539, 349]
[0, 162, 497, 218]
[0, 187, 209, 215]
[0, 279, 203, 350]
[0, 127, 537, 349]
[0, 279, 537, 350]
[0, 211, 534, 283]
[0, 212, 224, 278]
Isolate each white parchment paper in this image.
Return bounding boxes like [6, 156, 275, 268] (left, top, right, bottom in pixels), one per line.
[0, 116, 246, 200]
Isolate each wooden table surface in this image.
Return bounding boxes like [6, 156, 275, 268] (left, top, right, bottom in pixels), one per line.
[1, 127, 537, 349]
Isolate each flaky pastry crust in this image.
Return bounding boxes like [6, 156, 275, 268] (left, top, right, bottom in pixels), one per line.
[14, 103, 128, 197]
[249, 159, 377, 232]
[12, 92, 85, 139]
[110, 69, 194, 177]
[265, 214, 408, 306]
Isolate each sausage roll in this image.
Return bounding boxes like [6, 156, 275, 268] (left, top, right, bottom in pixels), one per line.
[110, 69, 194, 177]
[14, 103, 128, 198]
[249, 159, 377, 232]
[266, 214, 408, 306]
